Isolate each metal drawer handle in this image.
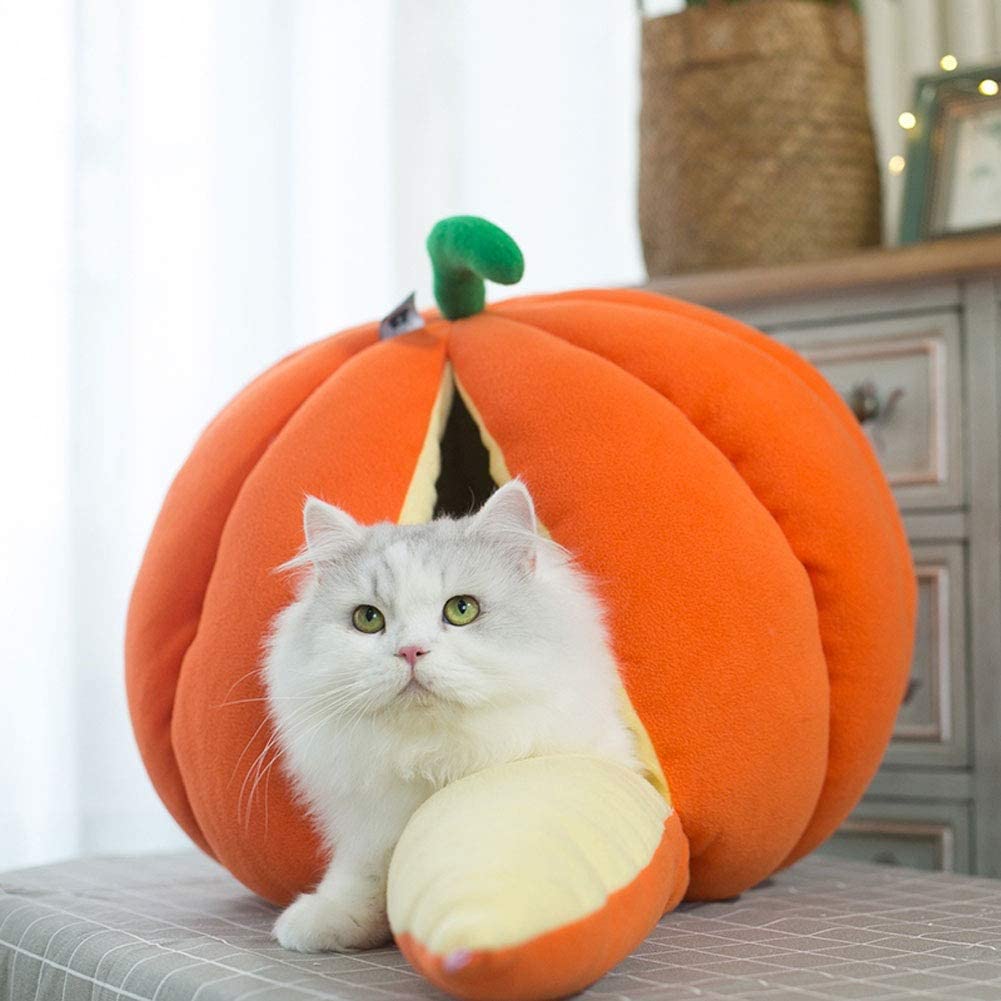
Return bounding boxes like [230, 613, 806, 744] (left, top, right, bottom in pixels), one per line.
[873, 850, 901, 866]
[845, 381, 905, 425]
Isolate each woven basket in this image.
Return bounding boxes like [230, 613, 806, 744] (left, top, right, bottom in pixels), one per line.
[639, 0, 881, 275]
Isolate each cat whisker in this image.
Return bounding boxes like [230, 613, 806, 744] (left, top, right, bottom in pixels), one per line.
[244, 753, 284, 834]
[336, 690, 382, 746]
[230, 714, 277, 791]
[227, 683, 352, 792]
[242, 700, 355, 831]
[238, 692, 366, 828]
[215, 694, 317, 709]
[238, 729, 286, 825]
[232, 695, 329, 801]
[247, 694, 367, 832]
[219, 665, 268, 706]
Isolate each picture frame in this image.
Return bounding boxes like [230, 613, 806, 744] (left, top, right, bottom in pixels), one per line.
[899, 65, 1001, 244]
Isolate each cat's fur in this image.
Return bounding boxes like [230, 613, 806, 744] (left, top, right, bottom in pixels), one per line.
[264, 480, 637, 952]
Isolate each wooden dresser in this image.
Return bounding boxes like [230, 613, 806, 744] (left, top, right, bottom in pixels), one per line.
[647, 234, 1001, 878]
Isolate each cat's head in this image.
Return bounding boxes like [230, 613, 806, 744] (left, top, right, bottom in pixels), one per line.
[268, 480, 589, 717]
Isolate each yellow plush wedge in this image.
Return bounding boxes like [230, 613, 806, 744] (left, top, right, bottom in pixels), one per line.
[388, 755, 690, 1001]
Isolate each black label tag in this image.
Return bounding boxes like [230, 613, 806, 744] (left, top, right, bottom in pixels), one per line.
[379, 292, 425, 339]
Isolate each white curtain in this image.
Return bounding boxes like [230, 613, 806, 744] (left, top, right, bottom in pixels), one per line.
[0, 0, 643, 871]
[3, 0, 1001, 872]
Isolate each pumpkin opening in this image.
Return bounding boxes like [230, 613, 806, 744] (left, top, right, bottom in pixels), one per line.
[433, 376, 496, 519]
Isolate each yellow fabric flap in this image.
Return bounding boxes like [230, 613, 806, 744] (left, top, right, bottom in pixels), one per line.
[387, 754, 670, 955]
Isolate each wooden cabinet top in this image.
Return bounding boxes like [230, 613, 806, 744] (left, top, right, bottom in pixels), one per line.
[644, 233, 1001, 308]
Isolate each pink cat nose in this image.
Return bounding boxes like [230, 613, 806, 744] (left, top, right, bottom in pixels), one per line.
[396, 645, 428, 669]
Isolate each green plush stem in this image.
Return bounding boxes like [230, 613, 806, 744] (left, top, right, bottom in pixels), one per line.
[426, 216, 525, 320]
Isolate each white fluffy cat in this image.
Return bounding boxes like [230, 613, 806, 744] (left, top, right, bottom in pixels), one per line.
[264, 479, 638, 952]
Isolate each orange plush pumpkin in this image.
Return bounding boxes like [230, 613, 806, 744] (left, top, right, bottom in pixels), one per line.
[127, 217, 914, 1000]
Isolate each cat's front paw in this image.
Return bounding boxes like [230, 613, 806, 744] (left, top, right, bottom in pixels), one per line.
[273, 891, 390, 952]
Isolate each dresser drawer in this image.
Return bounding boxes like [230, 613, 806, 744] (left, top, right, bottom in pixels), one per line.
[820, 800, 972, 873]
[884, 542, 968, 767]
[775, 313, 963, 509]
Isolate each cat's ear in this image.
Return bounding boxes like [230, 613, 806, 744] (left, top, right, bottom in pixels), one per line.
[473, 480, 537, 569]
[302, 496, 362, 565]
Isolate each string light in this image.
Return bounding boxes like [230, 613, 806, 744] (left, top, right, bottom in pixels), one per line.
[979, 79, 1000, 96]
[940, 54, 958, 71]
[888, 155, 906, 175]
[898, 111, 917, 130]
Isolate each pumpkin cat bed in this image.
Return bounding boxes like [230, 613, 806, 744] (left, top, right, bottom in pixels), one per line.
[126, 216, 916, 1001]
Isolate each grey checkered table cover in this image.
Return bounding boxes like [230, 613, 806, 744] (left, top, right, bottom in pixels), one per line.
[3, 852, 1001, 1000]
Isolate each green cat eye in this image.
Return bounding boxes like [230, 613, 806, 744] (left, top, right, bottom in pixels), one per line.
[352, 605, 385, 633]
[443, 595, 480, 626]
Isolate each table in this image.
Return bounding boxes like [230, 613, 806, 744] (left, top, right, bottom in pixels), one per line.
[3, 852, 1001, 1000]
